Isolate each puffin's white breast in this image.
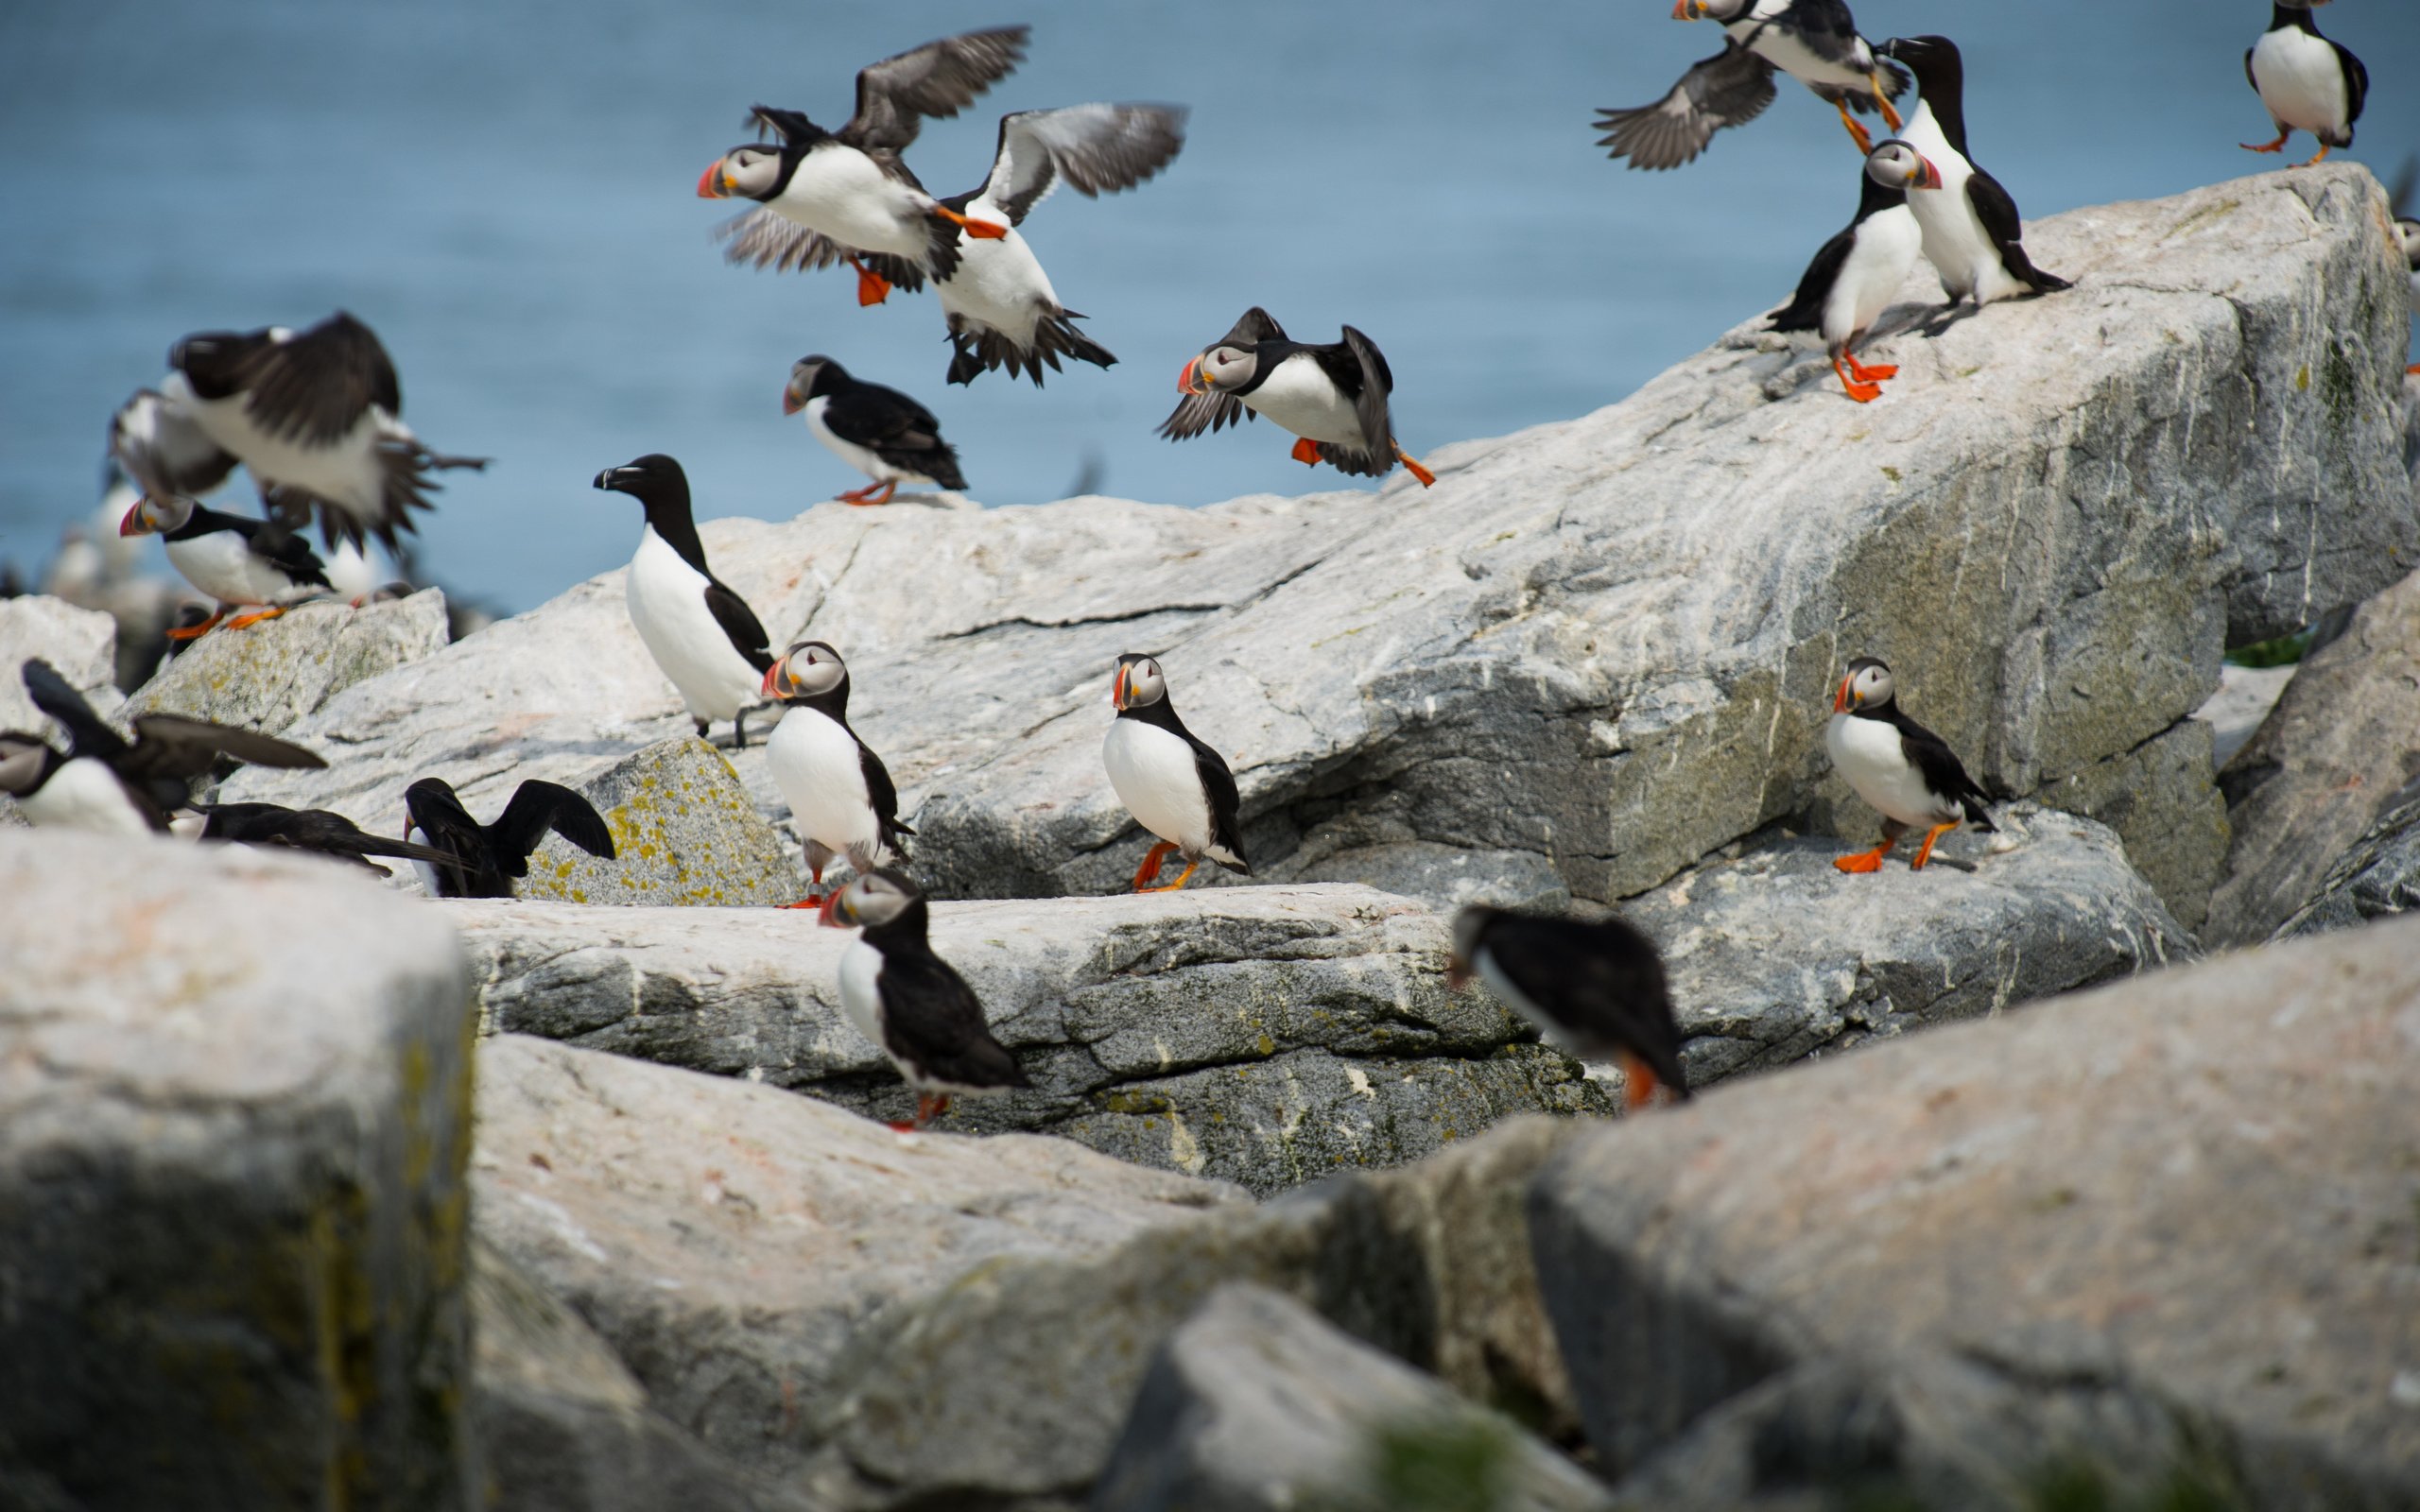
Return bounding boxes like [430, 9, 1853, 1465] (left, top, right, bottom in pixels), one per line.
[18, 758, 156, 837]
[2250, 26, 2350, 135]
[837, 937, 893, 1064]
[772, 146, 935, 260]
[937, 211, 1057, 347]
[768, 704, 880, 856]
[164, 529, 313, 607]
[1104, 718, 1214, 855]
[1823, 203, 1922, 348]
[1826, 713, 1960, 829]
[803, 396, 935, 488]
[1240, 353, 1364, 447]
[625, 525, 760, 725]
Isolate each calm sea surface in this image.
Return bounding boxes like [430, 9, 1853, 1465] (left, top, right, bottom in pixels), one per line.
[4, 0, 2415, 612]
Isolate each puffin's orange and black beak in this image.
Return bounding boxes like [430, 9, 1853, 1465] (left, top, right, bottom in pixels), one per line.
[118, 503, 147, 538]
[782, 380, 807, 416]
[1112, 663, 1131, 710]
[761, 662, 786, 698]
[1914, 154, 1945, 191]
[697, 161, 728, 198]
[1672, 0, 1700, 17]
[1834, 674, 1855, 713]
[817, 891, 849, 927]
[1177, 356, 1207, 396]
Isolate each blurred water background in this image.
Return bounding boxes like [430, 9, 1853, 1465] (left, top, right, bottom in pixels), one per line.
[3, 0, 2415, 614]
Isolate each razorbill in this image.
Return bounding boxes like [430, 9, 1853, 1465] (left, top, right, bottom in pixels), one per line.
[594, 454, 776, 747]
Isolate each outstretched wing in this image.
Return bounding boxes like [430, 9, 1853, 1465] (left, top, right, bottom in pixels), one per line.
[111, 389, 237, 502]
[493, 781, 616, 871]
[22, 658, 129, 762]
[712, 209, 930, 291]
[977, 104, 1188, 226]
[123, 715, 325, 782]
[843, 26, 1030, 153]
[238, 312, 403, 445]
[1340, 325, 1397, 468]
[1594, 43, 1777, 170]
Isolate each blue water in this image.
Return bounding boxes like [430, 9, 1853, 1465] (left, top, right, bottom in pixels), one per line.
[4, 0, 2415, 613]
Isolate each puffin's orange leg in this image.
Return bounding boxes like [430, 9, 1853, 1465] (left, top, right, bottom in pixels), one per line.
[910, 1091, 951, 1128]
[1843, 352, 1898, 383]
[222, 606, 287, 630]
[843, 479, 898, 507]
[1132, 840, 1177, 891]
[1289, 437, 1322, 466]
[1910, 820, 1960, 870]
[2240, 131, 2289, 154]
[1833, 353, 1883, 404]
[1140, 858, 1201, 894]
[1394, 446, 1437, 487]
[2407, 365, 2420, 375]
[1834, 831, 1896, 873]
[836, 482, 878, 503]
[933, 204, 1009, 240]
[845, 254, 891, 307]
[1874, 79, 1903, 134]
[1836, 100, 1875, 156]
[2297, 144, 2333, 167]
[1617, 1050, 1662, 1113]
[164, 608, 229, 642]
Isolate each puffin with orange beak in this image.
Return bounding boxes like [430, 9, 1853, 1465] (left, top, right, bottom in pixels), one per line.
[1447, 905, 1690, 1113]
[116, 491, 334, 639]
[1102, 652, 1249, 893]
[1596, 0, 1907, 170]
[1157, 308, 1436, 487]
[762, 640, 913, 904]
[821, 869, 1031, 1132]
[1768, 140, 1936, 404]
[1824, 656, 1996, 874]
[783, 356, 967, 506]
[702, 26, 1028, 308]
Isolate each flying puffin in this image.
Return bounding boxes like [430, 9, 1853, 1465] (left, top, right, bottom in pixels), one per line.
[1447, 905, 1691, 1112]
[1159, 308, 1437, 487]
[1597, 0, 1908, 170]
[194, 801, 456, 874]
[820, 869, 1031, 1132]
[1875, 36, 2069, 309]
[403, 776, 617, 899]
[1768, 141, 1935, 404]
[117, 494, 334, 638]
[783, 357, 968, 505]
[1825, 656, 1996, 873]
[2242, 4, 2368, 168]
[761, 640, 914, 902]
[594, 455, 776, 747]
[933, 104, 1189, 387]
[702, 26, 1029, 308]
[6, 658, 323, 834]
[162, 312, 488, 551]
[1102, 652, 1249, 893]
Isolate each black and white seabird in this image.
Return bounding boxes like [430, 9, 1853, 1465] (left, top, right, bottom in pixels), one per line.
[820, 869, 1031, 1131]
[1102, 653, 1249, 894]
[2400, 213, 2419, 374]
[702, 26, 1029, 307]
[934, 104, 1188, 387]
[2243, 3, 2368, 168]
[1597, 0, 1908, 170]
[163, 312, 488, 551]
[782, 357, 968, 505]
[403, 776, 616, 899]
[117, 494, 334, 638]
[761, 640, 914, 902]
[594, 454, 776, 747]
[1160, 308, 1437, 487]
[1447, 905, 1691, 1112]
[1825, 656, 1996, 873]
[109, 387, 237, 508]
[1876, 37, 2068, 311]
[1768, 141, 1934, 404]
[6, 658, 323, 834]
[194, 801, 456, 874]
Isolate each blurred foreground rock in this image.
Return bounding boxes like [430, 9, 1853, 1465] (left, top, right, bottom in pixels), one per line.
[0, 593, 121, 735]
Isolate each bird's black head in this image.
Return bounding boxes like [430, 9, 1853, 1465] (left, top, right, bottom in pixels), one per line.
[594, 454, 690, 507]
[167, 326, 277, 399]
[783, 356, 846, 416]
[1111, 652, 1168, 713]
[1446, 904, 1509, 988]
[402, 775, 475, 837]
[1876, 35, 1961, 85]
[819, 867, 927, 936]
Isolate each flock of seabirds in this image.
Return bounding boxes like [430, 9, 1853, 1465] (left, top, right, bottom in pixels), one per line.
[9, 3, 2420, 1131]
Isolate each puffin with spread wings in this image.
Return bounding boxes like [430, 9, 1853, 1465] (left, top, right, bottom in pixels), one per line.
[1159, 308, 1436, 487]
[1596, 0, 1908, 170]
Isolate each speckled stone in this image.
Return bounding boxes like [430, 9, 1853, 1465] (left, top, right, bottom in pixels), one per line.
[128, 588, 450, 736]
[511, 737, 806, 909]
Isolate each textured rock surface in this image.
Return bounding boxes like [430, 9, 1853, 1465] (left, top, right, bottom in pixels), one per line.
[2278, 775, 2420, 939]
[472, 1034, 1244, 1491]
[0, 832, 476, 1510]
[129, 588, 449, 735]
[1090, 1285, 1614, 1512]
[0, 593, 121, 732]
[2208, 565, 2420, 947]
[509, 736, 805, 907]
[222, 168, 2412, 930]
[1530, 918, 2420, 1502]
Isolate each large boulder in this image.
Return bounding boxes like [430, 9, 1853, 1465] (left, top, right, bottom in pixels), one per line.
[220, 168, 2411, 933]
[2207, 565, 2420, 947]
[0, 832, 477, 1510]
[510, 736, 806, 907]
[129, 588, 450, 736]
[1528, 917, 2420, 1505]
[0, 593, 121, 733]
[2276, 775, 2420, 939]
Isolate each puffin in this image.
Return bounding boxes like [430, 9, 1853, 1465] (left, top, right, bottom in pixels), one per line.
[403, 776, 617, 899]
[783, 357, 968, 505]
[702, 26, 1029, 308]
[194, 801, 456, 874]
[1597, 0, 1908, 170]
[1767, 140, 1935, 404]
[1825, 656, 1996, 873]
[761, 640, 914, 902]
[109, 387, 237, 508]
[1876, 37, 2069, 309]
[162, 312, 488, 551]
[820, 868, 1031, 1132]
[933, 104, 1189, 387]
[1101, 652, 1249, 893]
[1447, 905, 1691, 1112]
[2401, 213, 2420, 374]
[7, 658, 323, 834]
[594, 455, 776, 747]
[117, 493, 334, 638]
[1159, 308, 1437, 487]
[2242, 4, 2368, 168]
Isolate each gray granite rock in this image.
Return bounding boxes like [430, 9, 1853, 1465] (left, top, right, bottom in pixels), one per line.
[219, 168, 2412, 931]
[0, 593, 122, 733]
[1529, 916, 2420, 1501]
[507, 736, 806, 908]
[2191, 662, 2298, 768]
[0, 832, 476, 1510]
[129, 587, 450, 735]
[2276, 775, 2420, 939]
[1090, 1285, 1614, 1512]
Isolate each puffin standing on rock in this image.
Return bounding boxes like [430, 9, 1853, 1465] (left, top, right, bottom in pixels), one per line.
[1825, 656, 1996, 873]
[404, 777, 617, 899]
[1597, 0, 1908, 169]
[703, 27, 1030, 308]
[594, 455, 776, 747]
[117, 494, 334, 638]
[762, 641, 914, 903]
[1102, 653, 1249, 893]
[821, 869, 1031, 1132]
[1769, 140, 1934, 404]
[1159, 309, 1437, 487]
[785, 357, 968, 505]
[1876, 36, 2069, 310]
[2242, 3, 2367, 168]
[1447, 905, 1691, 1112]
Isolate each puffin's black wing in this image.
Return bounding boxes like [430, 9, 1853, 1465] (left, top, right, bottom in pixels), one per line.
[22, 659, 130, 763]
[2333, 41, 2368, 129]
[1184, 733, 1250, 875]
[856, 738, 917, 851]
[1962, 168, 2070, 295]
[124, 715, 325, 781]
[2243, 45, 2258, 98]
[976, 105, 1188, 226]
[236, 313, 402, 446]
[491, 781, 616, 874]
[1328, 325, 1399, 477]
[403, 779, 497, 897]
[111, 389, 238, 502]
[1885, 711, 1996, 831]
[214, 510, 336, 591]
[713, 210, 931, 293]
[702, 579, 775, 674]
[843, 26, 1031, 153]
[1480, 913, 1688, 1097]
[874, 952, 1030, 1091]
[1157, 308, 1289, 441]
[1768, 223, 1857, 334]
[200, 801, 456, 871]
[822, 386, 967, 490]
[1595, 43, 1777, 170]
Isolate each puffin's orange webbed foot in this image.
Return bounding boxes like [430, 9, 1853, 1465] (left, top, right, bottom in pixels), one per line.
[1289, 438, 1322, 466]
[845, 254, 892, 306]
[1395, 446, 1437, 488]
[1833, 354, 1883, 404]
[1844, 354, 1897, 383]
[223, 607, 287, 630]
[934, 205, 1009, 240]
[1131, 840, 1177, 891]
[2297, 145, 2333, 167]
[1140, 859, 1201, 894]
[2240, 133, 2289, 155]
[1834, 845, 1892, 874]
[164, 609, 228, 642]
